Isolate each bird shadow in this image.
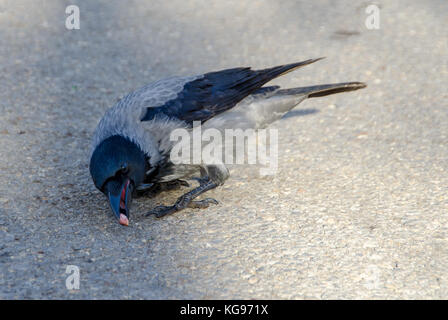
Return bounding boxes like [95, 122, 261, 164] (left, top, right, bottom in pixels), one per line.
[281, 108, 319, 120]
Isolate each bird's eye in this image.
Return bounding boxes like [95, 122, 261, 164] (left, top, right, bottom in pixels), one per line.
[121, 163, 129, 174]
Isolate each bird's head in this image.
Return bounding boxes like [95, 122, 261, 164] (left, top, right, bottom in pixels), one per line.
[89, 135, 147, 226]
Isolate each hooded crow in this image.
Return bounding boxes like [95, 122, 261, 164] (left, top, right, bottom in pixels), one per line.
[89, 58, 366, 225]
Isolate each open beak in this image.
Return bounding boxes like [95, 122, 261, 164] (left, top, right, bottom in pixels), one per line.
[106, 178, 133, 226]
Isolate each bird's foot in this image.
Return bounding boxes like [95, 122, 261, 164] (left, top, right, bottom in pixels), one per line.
[145, 197, 218, 218]
[145, 179, 218, 218]
[145, 193, 190, 218]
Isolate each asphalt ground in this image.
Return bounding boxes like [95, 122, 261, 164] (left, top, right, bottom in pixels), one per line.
[0, 0, 447, 299]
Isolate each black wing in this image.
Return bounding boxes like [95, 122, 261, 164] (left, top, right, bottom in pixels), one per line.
[141, 58, 323, 125]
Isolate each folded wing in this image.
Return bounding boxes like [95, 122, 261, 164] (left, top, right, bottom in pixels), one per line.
[141, 58, 323, 125]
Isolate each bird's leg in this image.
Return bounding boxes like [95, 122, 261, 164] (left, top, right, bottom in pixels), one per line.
[191, 175, 210, 186]
[145, 178, 218, 218]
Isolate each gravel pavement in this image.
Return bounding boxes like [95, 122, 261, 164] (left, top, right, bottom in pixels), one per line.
[0, 0, 447, 299]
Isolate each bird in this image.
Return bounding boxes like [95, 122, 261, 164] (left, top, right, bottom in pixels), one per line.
[89, 58, 366, 226]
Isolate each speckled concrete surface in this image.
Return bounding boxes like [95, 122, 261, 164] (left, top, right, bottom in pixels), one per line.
[0, 0, 447, 299]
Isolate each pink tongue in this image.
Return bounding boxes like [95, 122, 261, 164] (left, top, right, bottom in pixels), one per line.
[119, 214, 129, 226]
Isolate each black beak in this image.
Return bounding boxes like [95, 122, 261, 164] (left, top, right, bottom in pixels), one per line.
[105, 178, 133, 226]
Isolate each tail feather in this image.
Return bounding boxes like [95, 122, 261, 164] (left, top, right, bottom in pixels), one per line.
[277, 82, 366, 98]
[225, 81, 366, 129]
